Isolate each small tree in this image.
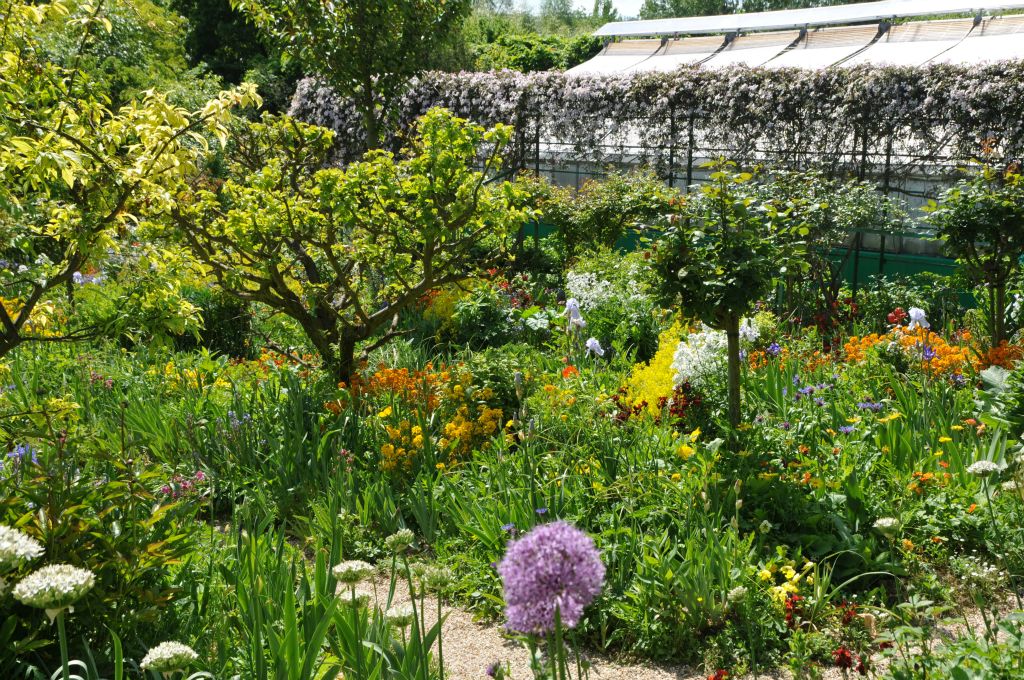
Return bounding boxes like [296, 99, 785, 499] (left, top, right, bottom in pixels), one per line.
[170, 107, 533, 381]
[653, 160, 806, 429]
[233, 0, 471, 149]
[762, 171, 905, 347]
[925, 160, 1024, 345]
[541, 168, 675, 259]
[0, 0, 259, 360]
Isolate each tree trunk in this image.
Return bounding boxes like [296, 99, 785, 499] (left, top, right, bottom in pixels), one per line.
[995, 283, 1007, 346]
[725, 313, 742, 430]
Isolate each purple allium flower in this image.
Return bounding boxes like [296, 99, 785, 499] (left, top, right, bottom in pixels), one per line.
[486, 662, 501, 678]
[497, 521, 605, 635]
[766, 342, 782, 357]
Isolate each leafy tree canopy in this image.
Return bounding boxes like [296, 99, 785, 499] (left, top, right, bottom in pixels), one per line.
[169, 107, 535, 380]
[232, 0, 473, 148]
[0, 0, 260, 359]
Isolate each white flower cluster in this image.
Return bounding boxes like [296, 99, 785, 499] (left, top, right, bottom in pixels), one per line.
[12, 563, 95, 615]
[332, 560, 373, 585]
[672, 324, 728, 389]
[140, 641, 199, 673]
[385, 603, 416, 628]
[672, 318, 759, 389]
[0, 525, 44, 572]
[966, 460, 1001, 476]
[565, 272, 615, 310]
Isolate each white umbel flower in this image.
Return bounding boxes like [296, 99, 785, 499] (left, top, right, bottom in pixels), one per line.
[12, 564, 95, 620]
[140, 641, 199, 673]
[385, 528, 415, 554]
[0, 525, 44, 572]
[332, 560, 373, 585]
[967, 460, 1000, 476]
[384, 603, 415, 629]
[874, 517, 900, 537]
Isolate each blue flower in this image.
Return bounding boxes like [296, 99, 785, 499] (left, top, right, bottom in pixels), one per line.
[534, 507, 548, 516]
[857, 401, 884, 412]
[839, 425, 855, 434]
[766, 342, 782, 357]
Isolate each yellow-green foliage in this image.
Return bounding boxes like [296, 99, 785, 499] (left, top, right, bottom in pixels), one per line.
[625, 320, 682, 416]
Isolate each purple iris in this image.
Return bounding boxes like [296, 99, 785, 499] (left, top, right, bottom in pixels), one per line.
[922, 345, 937, 362]
[766, 342, 782, 357]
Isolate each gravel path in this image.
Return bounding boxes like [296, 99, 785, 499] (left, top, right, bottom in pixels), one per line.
[347, 573, 1020, 680]
[350, 575, 825, 680]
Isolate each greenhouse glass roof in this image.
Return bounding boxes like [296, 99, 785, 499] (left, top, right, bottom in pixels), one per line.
[566, 0, 1024, 74]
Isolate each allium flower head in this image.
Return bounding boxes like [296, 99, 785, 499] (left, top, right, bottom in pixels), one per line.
[140, 641, 199, 673]
[967, 460, 1000, 476]
[332, 560, 373, 584]
[385, 603, 415, 629]
[385, 528, 415, 553]
[12, 564, 95, 619]
[497, 521, 604, 635]
[0, 525, 44, 572]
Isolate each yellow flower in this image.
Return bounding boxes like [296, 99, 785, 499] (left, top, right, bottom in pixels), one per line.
[671, 473, 682, 482]
[436, 462, 446, 470]
[412, 435, 424, 448]
[377, 406, 393, 418]
[758, 569, 772, 581]
[901, 538, 915, 551]
[676, 444, 695, 459]
[689, 427, 701, 442]
[951, 425, 964, 431]
[938, 436, 952, 443]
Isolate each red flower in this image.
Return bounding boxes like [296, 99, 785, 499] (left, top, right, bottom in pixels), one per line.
[832, 646, 855, 669]
[707, 671, 729, 680]
[887, 307, 908, 325]
[561, 365, 579, 379]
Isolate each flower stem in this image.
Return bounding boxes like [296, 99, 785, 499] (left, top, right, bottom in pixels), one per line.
[56, 610, 70, 680]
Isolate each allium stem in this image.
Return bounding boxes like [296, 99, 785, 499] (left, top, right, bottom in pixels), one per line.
[437, 595, 445, 680]
[56, 610, 70, 680]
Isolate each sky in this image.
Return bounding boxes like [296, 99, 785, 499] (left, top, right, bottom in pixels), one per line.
[518, 0, 646, 19]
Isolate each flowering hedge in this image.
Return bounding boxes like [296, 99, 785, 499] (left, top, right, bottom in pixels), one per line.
[290, 63, 1024, 172]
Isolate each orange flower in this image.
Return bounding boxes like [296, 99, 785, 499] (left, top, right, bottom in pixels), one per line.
[968, 503, 977, 513]
[562, 365, 579, 379]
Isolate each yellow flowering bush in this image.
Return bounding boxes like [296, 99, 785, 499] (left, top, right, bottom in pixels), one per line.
[624, 321, 683, 416]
